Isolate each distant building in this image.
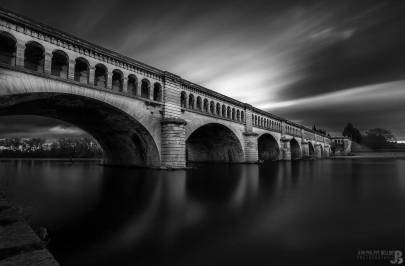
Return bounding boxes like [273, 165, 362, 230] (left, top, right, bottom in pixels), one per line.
[331, 137, 352, 155]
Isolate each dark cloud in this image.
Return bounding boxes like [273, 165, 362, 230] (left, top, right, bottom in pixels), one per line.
[0, 116, 85, 140]
[0, 0, 404, 139]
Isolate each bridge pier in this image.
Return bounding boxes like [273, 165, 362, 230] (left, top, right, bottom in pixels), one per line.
[160, 118, 187, 169]
[324, 145, 330, 158]
[243, 132, 259, 163]
[301, 141, 310, 158]
[315, 144, 322, 159]
[281, 138, 291, 160]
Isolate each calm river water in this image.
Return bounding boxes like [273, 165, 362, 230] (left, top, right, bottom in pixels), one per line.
[1, 159, 405, 265]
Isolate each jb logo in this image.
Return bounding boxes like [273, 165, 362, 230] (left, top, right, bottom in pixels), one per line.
[391, 250, 404, 265]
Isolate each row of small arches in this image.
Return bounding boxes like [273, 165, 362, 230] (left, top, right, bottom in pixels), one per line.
[0, 31, 162, 101]
[252, 114, 282, 131]
[180, 91, 245, 122]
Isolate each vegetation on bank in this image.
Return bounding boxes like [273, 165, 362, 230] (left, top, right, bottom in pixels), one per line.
[0, 137, 103, 158]
[342, 123, 405, 151]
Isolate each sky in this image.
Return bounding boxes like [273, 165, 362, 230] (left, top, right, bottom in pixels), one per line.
[0, 0, 404, 139]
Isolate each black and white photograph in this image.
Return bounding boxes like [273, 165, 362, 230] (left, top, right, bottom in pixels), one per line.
[0, 0, 404, 265]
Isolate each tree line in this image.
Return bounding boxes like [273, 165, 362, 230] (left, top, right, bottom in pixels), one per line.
[0, 137, 103, 158]
[342, 123, 404, 150]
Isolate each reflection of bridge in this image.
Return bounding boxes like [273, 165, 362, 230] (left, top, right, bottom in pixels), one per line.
[0, 8, 331, 168]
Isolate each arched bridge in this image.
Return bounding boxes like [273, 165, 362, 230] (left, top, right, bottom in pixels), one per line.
[0, 8, 331, 168]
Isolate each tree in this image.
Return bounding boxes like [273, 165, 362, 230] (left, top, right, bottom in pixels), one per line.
[362, 128, 396, 149]
[342, 123, 362, 143]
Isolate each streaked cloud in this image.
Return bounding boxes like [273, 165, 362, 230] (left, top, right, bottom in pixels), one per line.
[0, 0, 404, 139]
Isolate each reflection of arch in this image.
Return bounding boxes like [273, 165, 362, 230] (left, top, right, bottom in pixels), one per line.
[320, 145, 325, 158]
[25, 41, 44, 72]
[0, 93, 160, 167]
[0, 31, 16, 66]
[258, 134, 279, 161]
[186, 123, 244, 163]
[290, 138, 301, 160]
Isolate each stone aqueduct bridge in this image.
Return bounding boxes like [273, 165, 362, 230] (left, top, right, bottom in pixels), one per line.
[0, 8, 331, 168]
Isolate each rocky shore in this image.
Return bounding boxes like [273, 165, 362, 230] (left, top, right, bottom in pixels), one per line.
[0, 192, 59, 266]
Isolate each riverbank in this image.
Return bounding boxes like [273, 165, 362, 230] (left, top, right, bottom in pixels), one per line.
[333, 152, 405, 159]
[0, 192, 59, 265]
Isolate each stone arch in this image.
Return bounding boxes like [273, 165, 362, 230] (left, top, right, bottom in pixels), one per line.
[241, 111, 244, 122]
[209, 100, 215, 114]
[0, 31, 16, 66]
[196, 96, 202, 111]
[203, 98, 209, 112]
[141, 78, 150, 99]
[186, 123, 244, 163]
[24, 41, 45, 72]
[0, 92, 160, 167]
[222, 104, 226, 117]
[216, 103, 221, 115]
[180, 91, 187, 108]
[258, 133, 280, 161]
[236, 110, 240, 121]
[227, 106, 231, 118]
[290, 138, 301, 160]
[94, 63, 108, 88]
[232, 108, 235, 120]
[112, 69, 124, 92]
[51, 50, 69, 79]
[127, 74, 137, 95]
[188, 94, 195, 109]
[74, 57, 90, 84]
[153, 83, 162, 102]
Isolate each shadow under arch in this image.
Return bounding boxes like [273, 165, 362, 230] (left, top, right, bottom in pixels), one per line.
[258, 133, 280, 161]
[186, 123, 244, 163]
[0, 92, 160, 167]
[290, 138, 301, 160]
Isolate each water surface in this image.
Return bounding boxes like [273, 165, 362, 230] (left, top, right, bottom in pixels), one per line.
[1, 159, 404, 265]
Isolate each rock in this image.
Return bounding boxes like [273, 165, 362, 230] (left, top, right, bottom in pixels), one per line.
[0, 222, 44, 259]
[0, 249, 59, 266]
[0, 207, 21, 226]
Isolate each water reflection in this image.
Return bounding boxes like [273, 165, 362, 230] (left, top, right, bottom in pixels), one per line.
[1, 159, 405, 265]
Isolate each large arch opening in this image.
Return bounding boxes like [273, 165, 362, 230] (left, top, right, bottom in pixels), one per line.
[186, 123, 244, 163]
[0, 31, 16, 66]
[258, 134, 279, 161]
[0, 93, 160, 167]
[290, 138, 301, 160]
